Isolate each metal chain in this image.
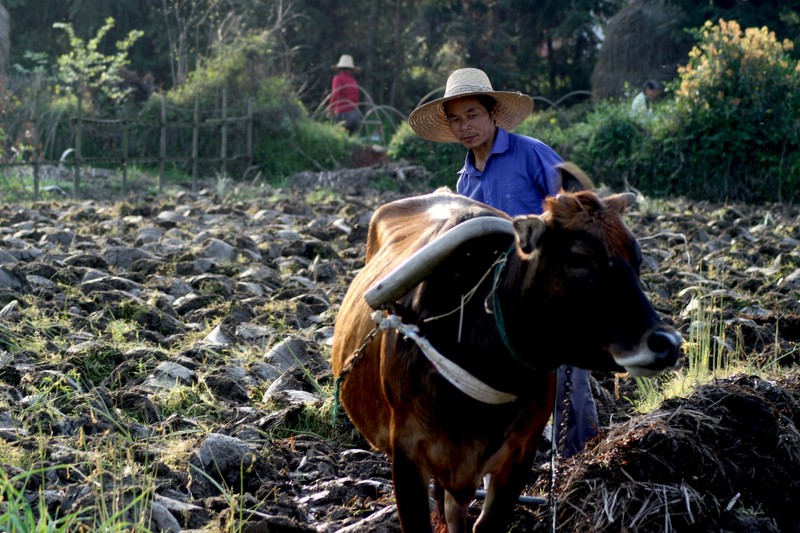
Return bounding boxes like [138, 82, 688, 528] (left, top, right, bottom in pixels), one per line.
[332, 309, 386, 427]
[549, 365, 572, 533]
[559, 365, 573, 455]
[339, 321, 381, 381]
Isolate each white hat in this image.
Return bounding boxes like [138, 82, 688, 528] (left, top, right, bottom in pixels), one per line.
[334, 54, 359, 70]
[409, 68, 534, 143]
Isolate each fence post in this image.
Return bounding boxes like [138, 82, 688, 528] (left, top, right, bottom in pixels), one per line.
[192, 99, 199, 192]
[247, 97, 253, 170]
[159, 94, 166, 193]
[74, 90, 83, 198]
[220, 88, 228, 178]
[32, 90, 40, 201]
[122, 109, 129, 193]
[32, 144, 40, 201]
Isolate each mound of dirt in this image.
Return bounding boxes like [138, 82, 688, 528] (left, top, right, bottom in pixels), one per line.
[548, 374, 800, 533]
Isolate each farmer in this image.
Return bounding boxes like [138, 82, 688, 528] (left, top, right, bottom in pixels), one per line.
[408, 67, 599, 458]
[328, 54, 362, 135]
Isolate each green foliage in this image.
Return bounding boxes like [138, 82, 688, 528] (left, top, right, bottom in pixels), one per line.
[516, 101, 646, 190]
[53, 17, 144, 110]
[282, 119, 355, 177]
[67, 345, 125, 386]
[538, 19, 800, 203]
[659, 19, 800, 202]
[171, 32, 291, 111]
[268, 396, 363, 447]
[166, 31, 357, 182]
[387, 122, 464, 188]
[7, 0, 800, 124]
[0, 465, 84, 531]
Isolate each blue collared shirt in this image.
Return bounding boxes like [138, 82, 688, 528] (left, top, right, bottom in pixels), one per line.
[456, 128, 563, 216]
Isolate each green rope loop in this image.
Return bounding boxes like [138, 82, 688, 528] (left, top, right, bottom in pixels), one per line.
[492, 243, 539, 371]
[332, 375, 343, 427]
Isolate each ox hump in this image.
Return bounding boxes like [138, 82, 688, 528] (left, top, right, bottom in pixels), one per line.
[426, 199, 468, 221]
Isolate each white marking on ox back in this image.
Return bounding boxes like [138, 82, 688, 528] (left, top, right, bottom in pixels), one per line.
[427, 201, 461, 221]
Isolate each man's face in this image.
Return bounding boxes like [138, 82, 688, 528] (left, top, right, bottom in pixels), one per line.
[645, 87, 661, 101]
[444, 96, 497, 151]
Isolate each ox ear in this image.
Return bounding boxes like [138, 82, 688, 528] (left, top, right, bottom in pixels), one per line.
[556, 162, 595, 192]
[513, 216, 546, 255]
[604, 192, 637, 214]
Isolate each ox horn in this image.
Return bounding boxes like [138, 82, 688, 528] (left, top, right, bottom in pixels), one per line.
[364, 216, 515, 309]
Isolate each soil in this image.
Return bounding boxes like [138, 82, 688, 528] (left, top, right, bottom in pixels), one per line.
[0, 162, 798, 532]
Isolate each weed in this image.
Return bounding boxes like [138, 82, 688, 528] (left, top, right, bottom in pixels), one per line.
[630, 279, 756, 414]
[155, 382, 222, 423]
[305, 187, 340, 205]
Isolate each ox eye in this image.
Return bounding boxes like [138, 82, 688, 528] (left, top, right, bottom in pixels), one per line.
[566, 248, 596, 273]
[568, 252, 593, 269]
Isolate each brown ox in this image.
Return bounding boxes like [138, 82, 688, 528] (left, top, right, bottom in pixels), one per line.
[331, 168, 681, 533]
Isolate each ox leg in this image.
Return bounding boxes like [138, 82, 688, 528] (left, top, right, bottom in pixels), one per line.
[431, 481, 446, 530]
[443, 489, 469, 533]
[472, 458, 536, 533]
[392, 448, 434, 533]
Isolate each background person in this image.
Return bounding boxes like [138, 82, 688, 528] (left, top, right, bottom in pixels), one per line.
[328, 54, 362, 135]
[631, 79, 664, 117]
[408, 67, 599, 458]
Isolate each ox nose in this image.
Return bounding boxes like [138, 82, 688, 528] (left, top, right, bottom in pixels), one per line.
[646, 326, 682, 368]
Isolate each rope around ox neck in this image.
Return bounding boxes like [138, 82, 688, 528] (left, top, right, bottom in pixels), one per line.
[372, 310, 518, 404]
[490, 243, 541, 371]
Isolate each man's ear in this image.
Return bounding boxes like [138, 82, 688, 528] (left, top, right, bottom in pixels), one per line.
[513, 216, 546, 255]
[556, 162, 595, 193]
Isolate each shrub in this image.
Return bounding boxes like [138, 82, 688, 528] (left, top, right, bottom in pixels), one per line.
[658, 19, 800, 202]
[387, 121, 464, 188]
[53, 17, 144, 111]
[151, 31, 357, 182]
[514, 19, 800, 203]
[516, 102, 647, 191]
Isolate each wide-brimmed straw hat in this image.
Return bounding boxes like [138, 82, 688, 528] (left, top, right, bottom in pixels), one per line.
[409, 68, 534, 143]
[333, 54, 359, 71]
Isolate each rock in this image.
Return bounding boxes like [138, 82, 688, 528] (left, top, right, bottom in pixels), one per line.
[264, 337, 311, 373]
[334, 504, 400, 532]
[0, 267, 23, 289]
[199, 237, 236, 261]
[153, 493, 213, 529]
[102, 246, 156, 268]
[188, 433, 265, 498]
[142, 361, 197, 391]
[146, 500, 183, 533]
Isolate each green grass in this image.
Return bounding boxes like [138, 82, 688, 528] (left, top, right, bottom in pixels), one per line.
[629, 277, 762, 414]
[0, 400, 165, 532]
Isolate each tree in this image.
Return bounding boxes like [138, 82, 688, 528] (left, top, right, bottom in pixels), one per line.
[5, 0, 800, 118]
[54, 17, 143, 108]
[403, 0, 624, 105]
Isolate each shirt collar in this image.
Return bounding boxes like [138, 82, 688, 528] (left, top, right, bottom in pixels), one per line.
[491, 128, 510, 156]
[465, 128, 510, 174]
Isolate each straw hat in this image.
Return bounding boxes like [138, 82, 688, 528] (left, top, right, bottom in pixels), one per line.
[333, 54, 359, 71]
[409, 68, 534, 143]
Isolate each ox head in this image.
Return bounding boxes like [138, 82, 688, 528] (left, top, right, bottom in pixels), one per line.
[365, 183, 681, 377]
[509, 190, 681, 376]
